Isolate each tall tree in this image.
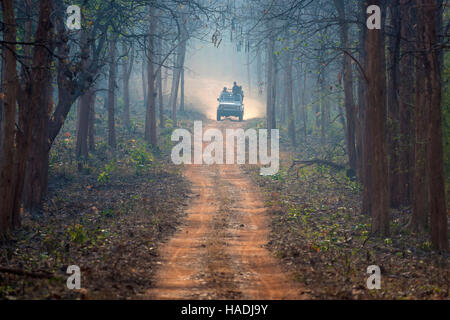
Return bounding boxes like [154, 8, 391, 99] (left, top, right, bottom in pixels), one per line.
[122, 42, 134, 128]
[142, 58, 148, 107]
[22, 0, 54, 212]
[357, 0, 368, 185]
[421, 0, 448, 251]
[285, 42, 295, 146]
[1, 0, 54, 227]
[0, 0, 19, 232]
[180, 66, 185, 112]
[107, 39, 118, 149]
[364, 0, 390, 235]
[75, 30, 91, 165]
[157, 35, 164, 128]
[396, 0, 414, 207]
[169, 26, 187, 123]
[145, 17, 157, 147]
[88, 83, 97, 152]
[266, 34, 276, 130]
[386, 0, 402, 208]
[334, 0, 357, 171]
[257, 47, 263, 96]
[411, 0, 429, 232]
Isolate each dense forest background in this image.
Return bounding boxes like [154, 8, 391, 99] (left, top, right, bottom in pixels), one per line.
[0, 0, 448, 299]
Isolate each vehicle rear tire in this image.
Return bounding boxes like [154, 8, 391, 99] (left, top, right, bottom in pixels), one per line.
[217, 112, 221, 121]
[239, 112, 243, 122]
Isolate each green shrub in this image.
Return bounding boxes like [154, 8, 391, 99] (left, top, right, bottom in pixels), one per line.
[97, 160, 116, 184]
[130, 143, 153, 175]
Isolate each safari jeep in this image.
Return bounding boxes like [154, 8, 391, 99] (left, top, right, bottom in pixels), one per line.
[216, 90, 244, 122]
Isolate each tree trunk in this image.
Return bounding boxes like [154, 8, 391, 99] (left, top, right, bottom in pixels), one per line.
[48, 0, 96, 148]
[145, 18, 157, 147]
[0, 55, 3, 166]
[247, 49, 252, 96]
[386, 0, 402, 208]
[23, 0, 32, 73]
[0, 0, 19, 233]
[157, 36, 164, 128]
[266, 35, 276, 130]
[396, 0, 414, 207]
[75, 30, 91, 164]
[421, 0, 448, 251]
[122, 42, 134, 128]
[88, 85, 96, 151]
[163, 64, 168, 95]
[142, 58, 147, 107]
[180, 67, 185, 112]
[360, 0, 370, 214]
[107, 39, 117, 149]
[411, 0, 429, 232]
[22, 0, 54, 213]
[21, 0, 96, 213]
[76, 92, 90, 162]
[319, 76, 326, 146]
[257, 48, 263, 96]
[365, 0, 390, 235]
[302, 65, 308, 137]
[170, 33, 187, 123]
[280, 57, 287, 126]
[284, 41, 295, 145]
[334, 0, 357, 171]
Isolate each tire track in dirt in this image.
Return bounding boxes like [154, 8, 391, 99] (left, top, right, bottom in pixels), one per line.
[145, 120, 308, 300]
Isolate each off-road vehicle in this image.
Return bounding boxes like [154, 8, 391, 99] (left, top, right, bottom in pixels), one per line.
[216, 90, 244, 122]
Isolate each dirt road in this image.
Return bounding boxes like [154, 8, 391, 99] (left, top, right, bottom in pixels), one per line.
[145, 120, 307, 300]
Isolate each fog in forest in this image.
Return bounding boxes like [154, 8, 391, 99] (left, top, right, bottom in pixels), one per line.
[126, 37, 265, 120]
[183, 38, 265, 119]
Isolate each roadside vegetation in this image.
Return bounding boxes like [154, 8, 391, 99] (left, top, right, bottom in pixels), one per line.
[0, 108, 201, 299]
[244, 119, 449, 300]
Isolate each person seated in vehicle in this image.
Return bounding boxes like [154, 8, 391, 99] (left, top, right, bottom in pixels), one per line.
[220, 87, 229, 101]
[239, 86, 244, 98]
[232, 82, 244, 101]
[232, 82, 239, 95]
